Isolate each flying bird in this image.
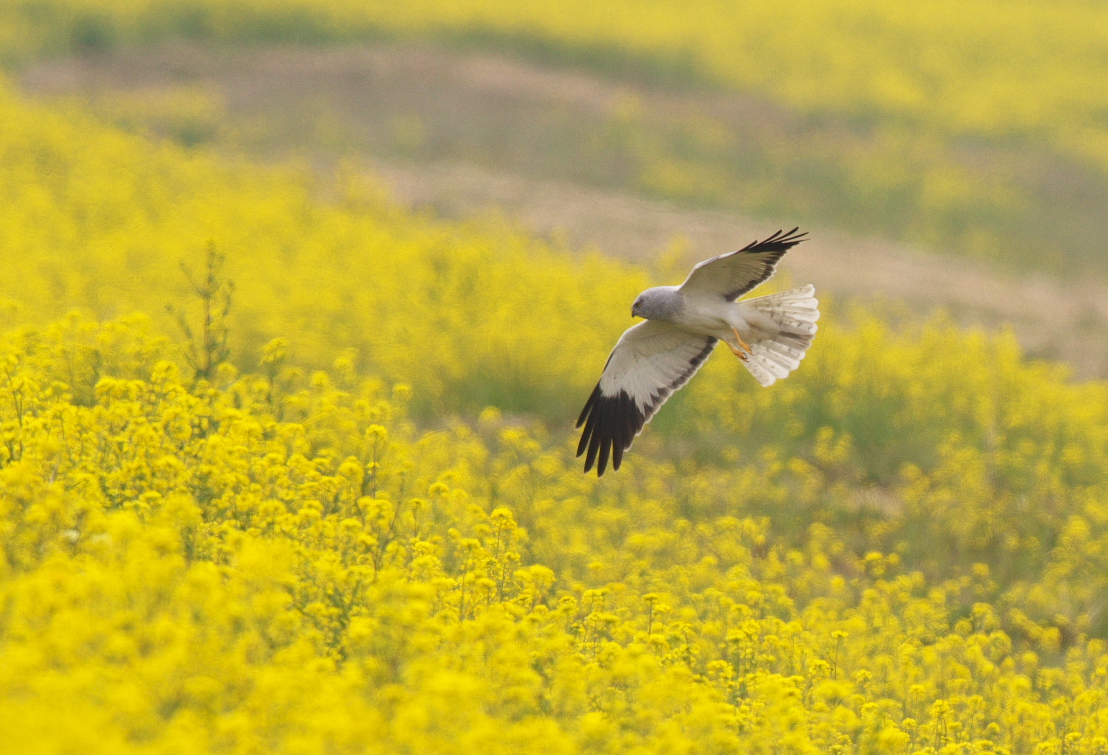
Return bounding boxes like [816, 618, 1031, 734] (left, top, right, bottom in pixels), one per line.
[576, 228, 819, 476]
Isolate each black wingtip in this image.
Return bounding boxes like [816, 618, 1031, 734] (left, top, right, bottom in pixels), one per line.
[575, 388, 647, 477]
[740, 227, 808, 253]
[576, 385, 599, 429]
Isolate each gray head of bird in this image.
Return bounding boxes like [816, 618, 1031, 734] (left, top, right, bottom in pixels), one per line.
[631, 286, 683, 321]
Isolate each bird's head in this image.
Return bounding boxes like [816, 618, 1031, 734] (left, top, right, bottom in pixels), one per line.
[631, 287, 681, 321]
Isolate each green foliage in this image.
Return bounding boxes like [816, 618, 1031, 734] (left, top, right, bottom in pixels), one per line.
[168, 240, 234, 382]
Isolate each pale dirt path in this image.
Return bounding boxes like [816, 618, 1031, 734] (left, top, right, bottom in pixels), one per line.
[19, 43, 1108, 378]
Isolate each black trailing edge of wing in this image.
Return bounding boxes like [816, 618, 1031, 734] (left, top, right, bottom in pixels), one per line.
[575, 388, 644, 477]
[575, 337, 717, 477]
[724, 227, 809, 301]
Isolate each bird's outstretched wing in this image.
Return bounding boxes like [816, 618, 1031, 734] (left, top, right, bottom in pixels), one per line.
[576, 321, 717, 476]
[679, 228, 807, 302]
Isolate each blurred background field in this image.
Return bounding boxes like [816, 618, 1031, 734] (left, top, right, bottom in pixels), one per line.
[3, 1, 1108, 753]
[5, 0, 1108, 275]
[10, 2, 1108, 375]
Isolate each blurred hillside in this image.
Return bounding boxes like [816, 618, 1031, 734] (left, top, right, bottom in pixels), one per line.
[4, 0, 1108, 278]
[19, 42, 1108, 378]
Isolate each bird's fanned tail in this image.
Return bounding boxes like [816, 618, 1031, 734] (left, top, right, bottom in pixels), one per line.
[735, 285, 820, 387]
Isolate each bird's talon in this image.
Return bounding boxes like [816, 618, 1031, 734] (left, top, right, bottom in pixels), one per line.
[730, 327, 753, 359]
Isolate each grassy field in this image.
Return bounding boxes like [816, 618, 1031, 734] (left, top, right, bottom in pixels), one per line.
[4, 70, 1108, 751]
[4, 0, 1108, 275]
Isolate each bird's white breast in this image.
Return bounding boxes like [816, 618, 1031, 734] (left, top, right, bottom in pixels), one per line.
[672, 294, 742, 340]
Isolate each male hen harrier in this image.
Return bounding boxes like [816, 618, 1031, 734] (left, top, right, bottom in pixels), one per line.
[576, 228, 818, 476]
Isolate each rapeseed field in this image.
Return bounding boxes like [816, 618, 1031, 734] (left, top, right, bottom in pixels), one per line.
[5, 314, 1108, 754]
[3, 66, 1108, 752]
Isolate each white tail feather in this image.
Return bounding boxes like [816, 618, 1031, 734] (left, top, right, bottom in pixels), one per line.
[737, 285, 819, 387]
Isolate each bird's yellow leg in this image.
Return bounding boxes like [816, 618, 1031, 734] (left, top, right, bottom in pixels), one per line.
[729, 327, 753, 361]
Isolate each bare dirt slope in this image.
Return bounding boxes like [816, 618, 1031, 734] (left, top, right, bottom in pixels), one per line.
[20, 43, 1108, 377]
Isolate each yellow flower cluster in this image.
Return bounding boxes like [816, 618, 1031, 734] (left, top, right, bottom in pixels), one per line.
[2, 314, 1108, 754]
